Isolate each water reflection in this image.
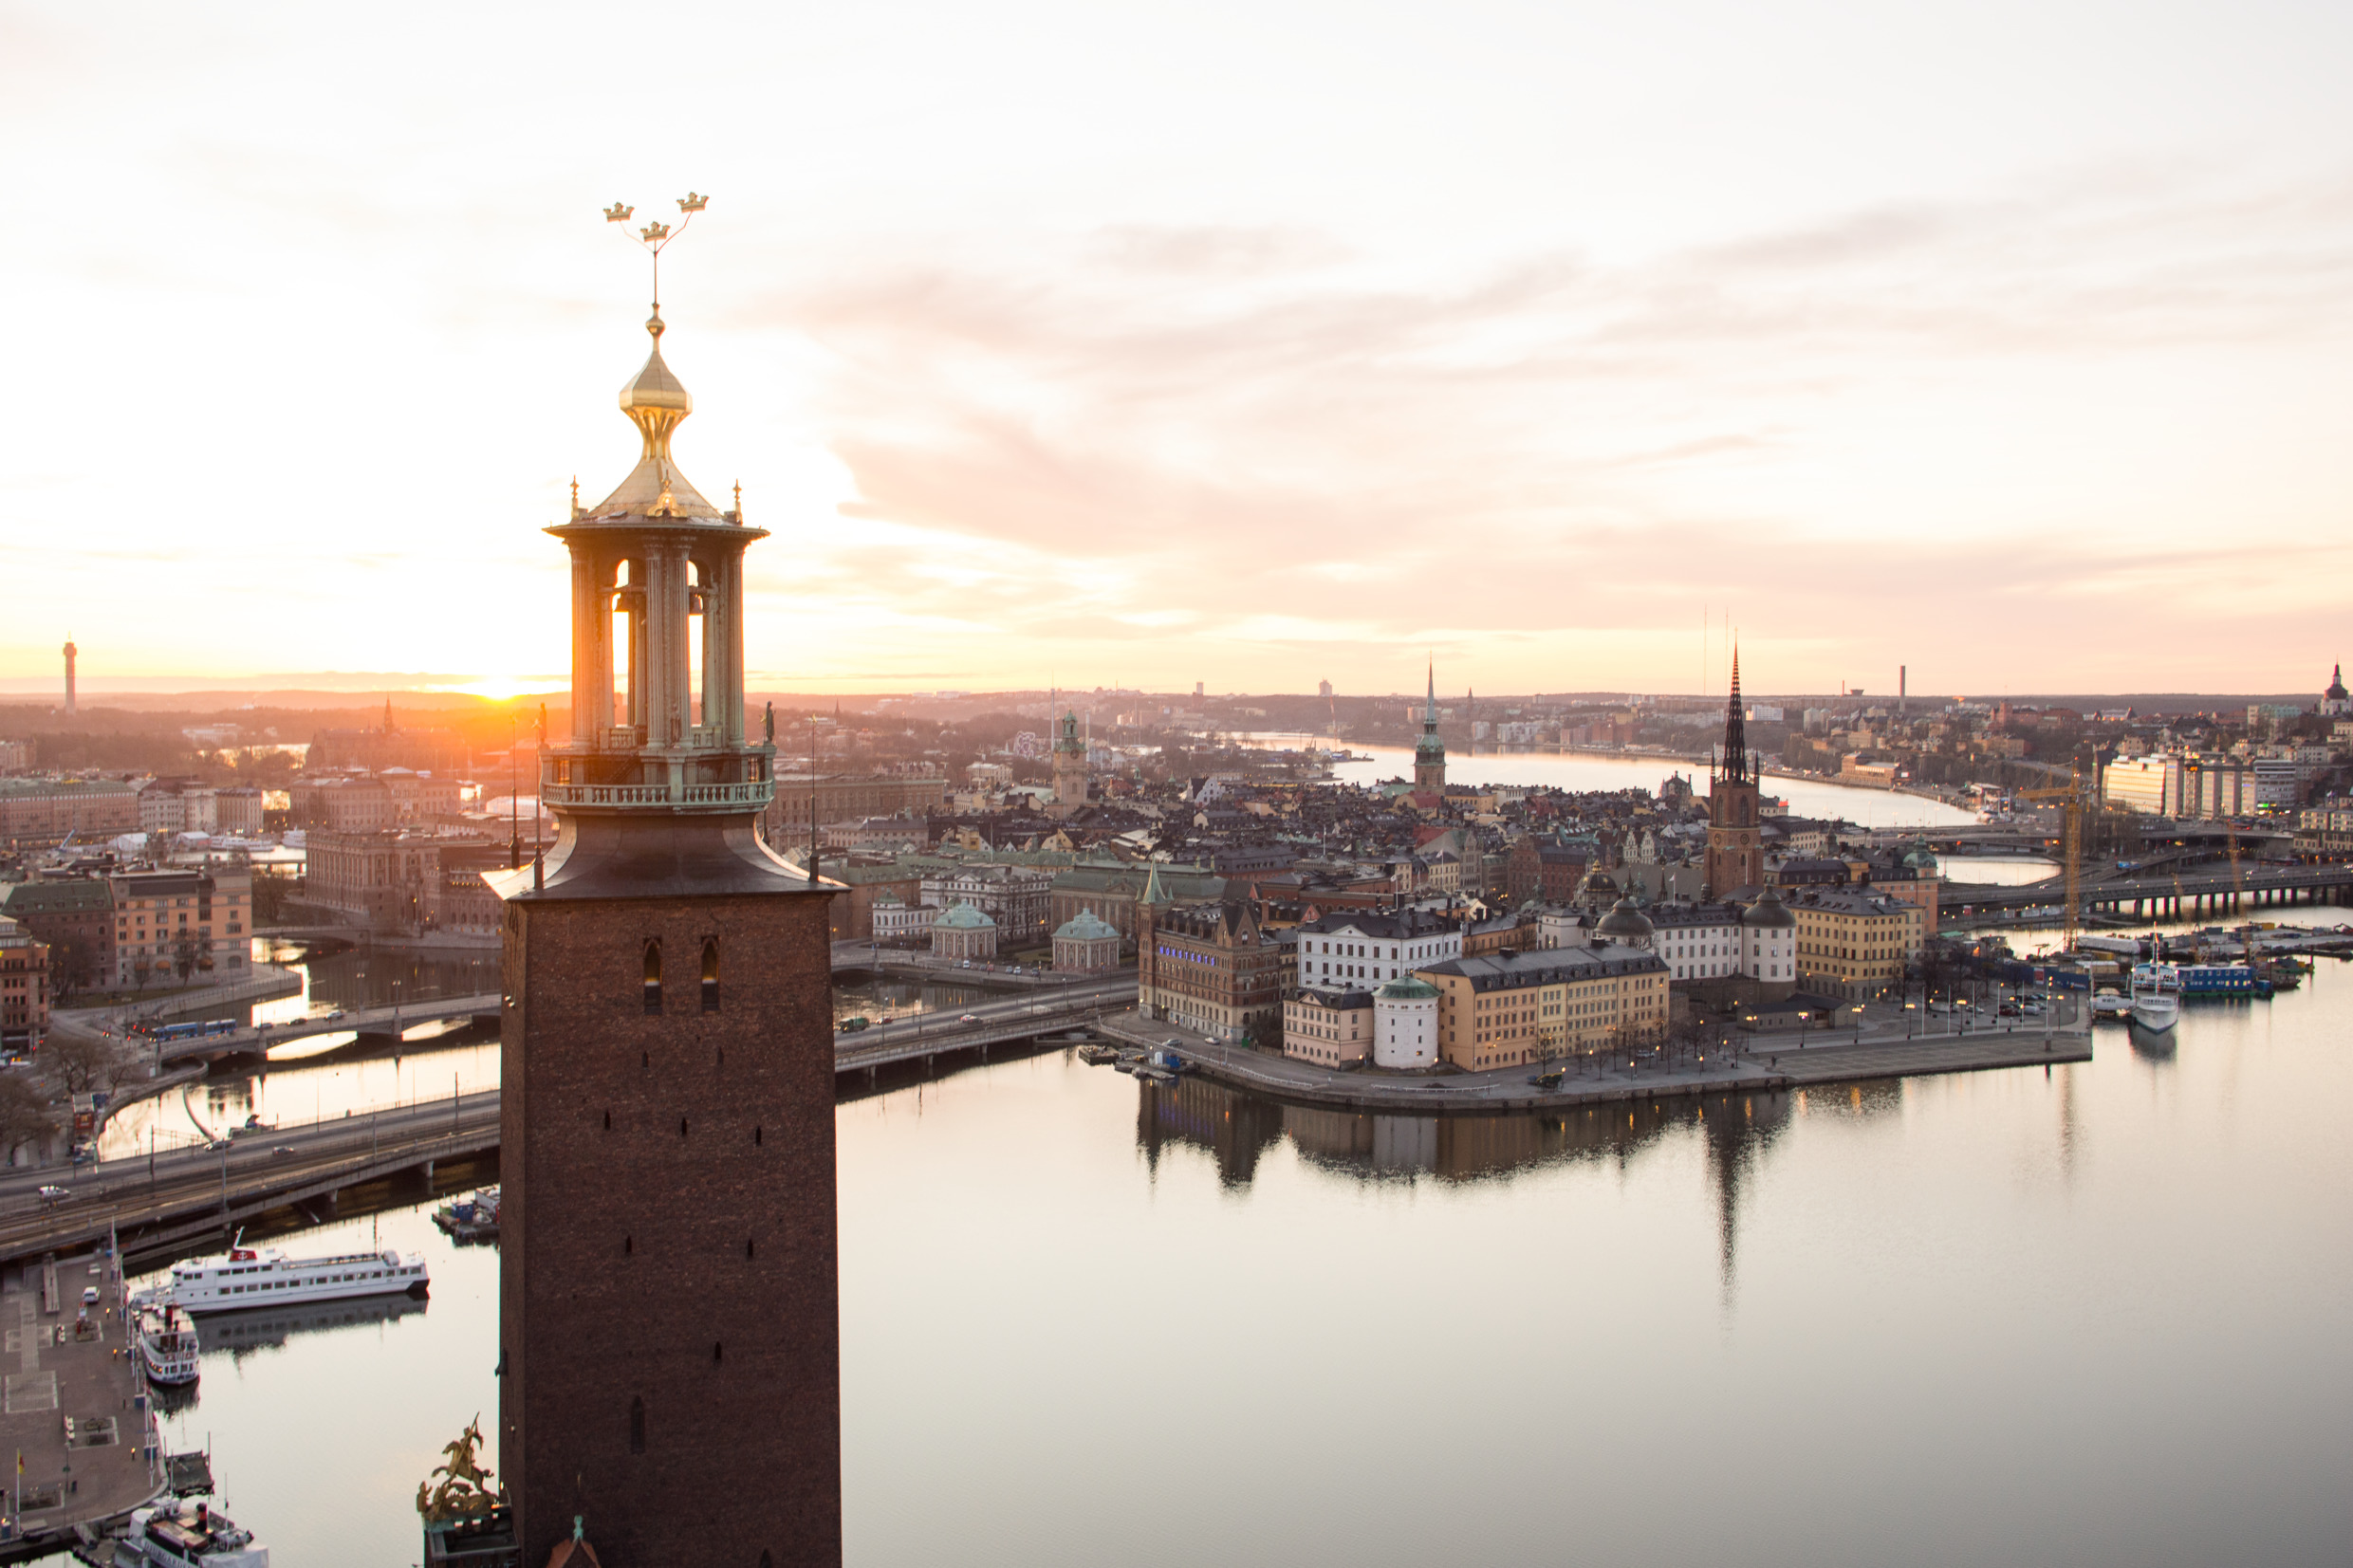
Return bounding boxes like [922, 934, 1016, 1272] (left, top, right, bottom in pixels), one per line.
[200, 1292, 430, 1365]
[830, 975, 996, 1027]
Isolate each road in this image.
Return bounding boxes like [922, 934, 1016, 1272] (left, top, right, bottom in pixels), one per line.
[0, 1090, 499, 1265]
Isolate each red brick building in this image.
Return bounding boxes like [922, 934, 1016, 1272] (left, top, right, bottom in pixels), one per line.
[487, 298, 839, 1567]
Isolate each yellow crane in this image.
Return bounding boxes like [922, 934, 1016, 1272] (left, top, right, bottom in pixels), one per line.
[2016, 766, 2092, 953]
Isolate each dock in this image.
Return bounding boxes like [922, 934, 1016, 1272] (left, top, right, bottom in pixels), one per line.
[0, 1249, 165, 1563]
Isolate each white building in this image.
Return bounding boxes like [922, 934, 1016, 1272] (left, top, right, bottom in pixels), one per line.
[869, 891, 930, 944]
[1372, 977, 1440, 1068]
[1294, 909, 1461, 988]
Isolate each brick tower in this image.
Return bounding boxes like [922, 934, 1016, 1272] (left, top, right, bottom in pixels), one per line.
[488, 257, 840, 1566]
[1705, 650, 1763, 897]
[1413, 660, 1446, 794]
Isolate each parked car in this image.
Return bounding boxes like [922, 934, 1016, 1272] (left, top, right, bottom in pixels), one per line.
[80, 1286, 99, 1307]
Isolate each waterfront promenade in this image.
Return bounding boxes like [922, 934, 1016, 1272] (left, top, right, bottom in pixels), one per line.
[0, 1251, 163, 1562]
[1102, 996, 2093, 1114]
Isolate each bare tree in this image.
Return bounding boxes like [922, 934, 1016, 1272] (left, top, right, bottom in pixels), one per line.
[0, 1075, 59, 1167]
[44, 1032, 139, 1098]
[172, 931, 203, 985]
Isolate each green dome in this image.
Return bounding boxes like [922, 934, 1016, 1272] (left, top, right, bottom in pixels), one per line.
[1377, 977, 1441, 1002]
[934, 901, 995, 930]
[1742, 885, 1797, 929]
[1596, 895, 1654, 940]
[1054, 909, 1119, 942]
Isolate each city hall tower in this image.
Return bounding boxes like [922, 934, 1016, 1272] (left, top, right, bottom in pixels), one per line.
[489, 231, 841, 1566]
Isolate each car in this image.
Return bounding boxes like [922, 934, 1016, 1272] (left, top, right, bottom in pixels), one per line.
[80, 1286, 99, 1307]
[958, 1013, 980, 1024]
[270, 1145, 296, 1158]
[325, 1009, 347, 1022]
[1163, 1038, 1183, 1049]
[34, 1185, 69, 1205]
[207, 1138, 232, 1153]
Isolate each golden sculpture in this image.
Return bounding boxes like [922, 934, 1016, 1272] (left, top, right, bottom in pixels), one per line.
[415, 1415, 508, 1522]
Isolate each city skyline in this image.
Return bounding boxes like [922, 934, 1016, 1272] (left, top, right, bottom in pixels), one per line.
[5, 0, 2350, 696]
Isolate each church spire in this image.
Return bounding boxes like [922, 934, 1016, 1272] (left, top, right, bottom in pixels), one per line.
[1719, 646, 1751, 784]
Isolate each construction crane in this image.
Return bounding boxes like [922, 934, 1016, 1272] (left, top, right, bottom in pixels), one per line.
[2016, 766, 2093, 953]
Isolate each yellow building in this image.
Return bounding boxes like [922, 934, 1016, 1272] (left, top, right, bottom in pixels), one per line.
[1786, 887, 1922, 1001]
[1416, 948, 1669, 1072]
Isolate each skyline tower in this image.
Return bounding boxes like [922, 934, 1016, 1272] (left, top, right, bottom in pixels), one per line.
[61, 638, 75, 715]
[1704, 650, 1763, 897]
[1413, 660, 1446, 794]
[488, 252, 842, 1565]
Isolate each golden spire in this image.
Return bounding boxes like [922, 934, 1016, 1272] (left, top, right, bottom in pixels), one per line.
[584, 193, 724, 522]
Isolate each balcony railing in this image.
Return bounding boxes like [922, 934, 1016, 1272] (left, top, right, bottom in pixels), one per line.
[536, 779, 774, 810]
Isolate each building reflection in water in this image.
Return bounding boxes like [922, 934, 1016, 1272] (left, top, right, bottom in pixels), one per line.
[1137, 1076, 1813, 1296]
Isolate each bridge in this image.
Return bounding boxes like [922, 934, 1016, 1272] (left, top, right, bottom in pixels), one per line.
[142, 992, 507, 1063]
[0, 1091, 501, 1268]
[1943, 861, 2353, 918]
[5, 975, 1138, 1264]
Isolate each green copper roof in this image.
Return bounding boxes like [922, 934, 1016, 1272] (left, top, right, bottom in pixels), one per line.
[934, 901, 995, 930]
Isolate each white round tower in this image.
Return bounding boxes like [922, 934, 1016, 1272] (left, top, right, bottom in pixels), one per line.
[1373, 977, 1440, 1068]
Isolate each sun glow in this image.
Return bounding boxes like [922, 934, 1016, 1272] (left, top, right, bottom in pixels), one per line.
[432, 676, 570, 703]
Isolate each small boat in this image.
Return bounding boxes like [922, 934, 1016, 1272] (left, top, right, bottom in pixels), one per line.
[155, 1244, 428, 1314]
[119, 1501, 268, 1567]
[2089, 987, 2131, 1020]
[433, 1188, 500, 1243]
[136, 1301, 200, 1387]
[2129, 964, 2180, 1033]
[1076, 1043, 1121, 1066]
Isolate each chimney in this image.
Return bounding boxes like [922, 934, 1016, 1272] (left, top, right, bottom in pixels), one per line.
[62, 638, 77, 715]
[1899, 664, 1906, 718]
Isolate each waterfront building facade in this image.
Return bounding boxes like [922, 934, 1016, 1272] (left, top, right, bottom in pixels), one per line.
[1372, 976, 1439, 1067]
[486, 290, 839, 1566]
[1139, 894, 1284, 1043]
[1416, 947, 1670, 1071]
[1283, 985, 1373, 1065]
[1788, 886, 1921, 1001]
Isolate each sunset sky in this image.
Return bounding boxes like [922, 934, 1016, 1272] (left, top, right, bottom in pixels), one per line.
[3, 0, 2349, 700]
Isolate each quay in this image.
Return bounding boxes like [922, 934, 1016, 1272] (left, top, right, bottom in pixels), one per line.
[0, 1250, 165, 1563]
[1100, 1005, 2095, 1116]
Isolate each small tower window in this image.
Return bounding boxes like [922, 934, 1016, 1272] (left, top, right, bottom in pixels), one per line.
[643, 941, 662, 1014]
[701, 938, 720, 1012]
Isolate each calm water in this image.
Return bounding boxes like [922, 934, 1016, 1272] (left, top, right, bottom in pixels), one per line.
[88, 904, 2349, 1567]
[1238, 733, 1981, 831]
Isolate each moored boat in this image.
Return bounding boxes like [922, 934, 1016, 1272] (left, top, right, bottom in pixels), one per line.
[2129, 964, 2180, 1033]
[136, 1301, 200, 1386]
[432, 1187, 500, 1243]
[155, 1244, 428, 1315]
[2089, 987, 2131, 1020]
[122, 1501, 267, 1567]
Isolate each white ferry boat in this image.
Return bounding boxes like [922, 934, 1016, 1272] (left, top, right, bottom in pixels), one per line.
[120, 1501, 268, 1567]
[157, 1244, 428, 1314]
[2089, 987, 2131, 1020]
[2129, 963, 2180, 1033]
[136, 1301, 200, 1386]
